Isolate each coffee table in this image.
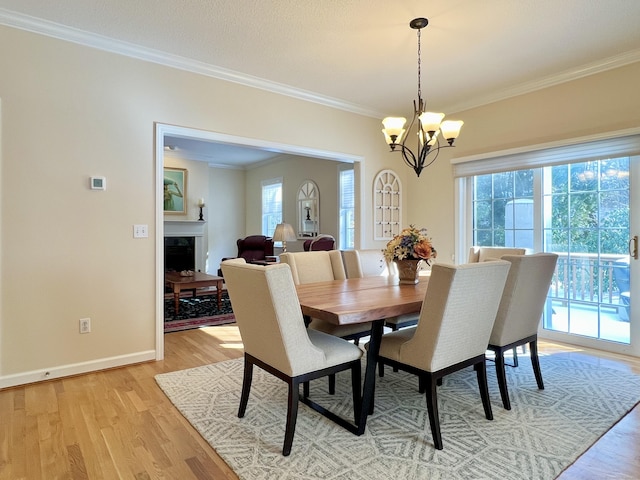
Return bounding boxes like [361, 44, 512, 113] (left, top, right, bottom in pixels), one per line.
[165, 272, 224, 314]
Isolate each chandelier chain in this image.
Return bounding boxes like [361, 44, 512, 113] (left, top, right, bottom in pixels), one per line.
[417, 28, 422, 103]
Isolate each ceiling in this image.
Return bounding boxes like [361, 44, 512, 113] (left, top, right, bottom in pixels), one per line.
[2, 0, 640, 166]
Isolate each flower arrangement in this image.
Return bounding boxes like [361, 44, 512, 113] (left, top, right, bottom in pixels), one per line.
[383, 225, 437, 264]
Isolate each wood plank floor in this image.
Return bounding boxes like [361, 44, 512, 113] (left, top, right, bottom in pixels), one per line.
[1, 326, 639, 479]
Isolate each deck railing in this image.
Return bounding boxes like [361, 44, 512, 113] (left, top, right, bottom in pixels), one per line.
[550, 253, 629, 307]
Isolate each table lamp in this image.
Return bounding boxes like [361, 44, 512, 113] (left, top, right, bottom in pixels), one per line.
[273, 223, 296, 252]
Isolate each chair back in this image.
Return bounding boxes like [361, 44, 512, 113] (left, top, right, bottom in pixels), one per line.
[342, 249, 388, 278]
[468, 246, 526, 263]
[489, 253, 558, 347]
[303, 234, 336, 251]
[280, 251, 346, 285]
[403, 261, 511, 372]
[220, 259, 326, 376]
[237, 235, 274, 262]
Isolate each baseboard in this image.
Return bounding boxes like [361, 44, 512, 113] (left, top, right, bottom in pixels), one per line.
[0, 350, 157, 389]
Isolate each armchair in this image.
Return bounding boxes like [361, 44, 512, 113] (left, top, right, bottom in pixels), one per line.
[219, 235, 275, 275]
[303, 234, 336, 251]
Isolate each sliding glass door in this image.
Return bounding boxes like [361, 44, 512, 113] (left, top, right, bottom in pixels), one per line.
[467, 155, 638, 355]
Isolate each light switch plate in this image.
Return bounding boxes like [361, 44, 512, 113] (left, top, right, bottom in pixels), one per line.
[133, 224, 148, 238]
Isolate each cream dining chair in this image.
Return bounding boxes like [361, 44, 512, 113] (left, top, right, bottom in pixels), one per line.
[468, 246, 528, 364]
[280, 251, 372, 344]
[468, 246, 527, 263]
[374, 261, 511, 450]
[220, 258, 363, 456]
[281, 250, 372, 395]
[487, 253, 558, 410]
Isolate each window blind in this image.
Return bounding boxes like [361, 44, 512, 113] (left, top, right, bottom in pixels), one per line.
[451, 129, 640, 178]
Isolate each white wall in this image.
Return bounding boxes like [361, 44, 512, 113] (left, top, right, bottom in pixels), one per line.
[0, 25, 392, 385]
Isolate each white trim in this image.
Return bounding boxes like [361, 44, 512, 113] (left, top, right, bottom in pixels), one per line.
[154, 123, 365, 360]
[0, 350, 156, 389]
[0, 9, 379, 118]
[452, 127, 640, 178]
[3, 9, 640, 119]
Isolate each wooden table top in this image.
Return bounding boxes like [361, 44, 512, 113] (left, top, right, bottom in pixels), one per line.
[295, 276, 429, 326]
[165, 271, 223, 285]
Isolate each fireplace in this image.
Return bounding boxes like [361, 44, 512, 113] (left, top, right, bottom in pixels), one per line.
[164, 221, 206, 272]
[164, 236, 195, 272]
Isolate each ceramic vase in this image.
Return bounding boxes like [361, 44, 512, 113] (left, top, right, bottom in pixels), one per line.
[394, 258, 424, 285]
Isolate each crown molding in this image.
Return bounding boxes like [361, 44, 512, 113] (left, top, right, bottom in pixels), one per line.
[447, 49, 640, 114]
[0, 8, 380, 118]
[2, 8, 639, 119]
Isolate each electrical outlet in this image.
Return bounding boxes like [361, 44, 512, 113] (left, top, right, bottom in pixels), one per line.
[79, 318, 91, 334]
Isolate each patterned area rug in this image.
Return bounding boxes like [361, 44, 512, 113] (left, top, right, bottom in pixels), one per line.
[164, 291, 235, 333]
[155, 354, 640, 479]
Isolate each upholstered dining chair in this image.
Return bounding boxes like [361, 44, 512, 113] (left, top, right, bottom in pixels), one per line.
[468, 246, 527, 263]
[374, 261, 511, 450]
[220, 258, 363, 456]
[342, 249, 418, 331]
[281, 250, 371, 395]
[487, 253, 558, 410]
[280, 251, 372, 343]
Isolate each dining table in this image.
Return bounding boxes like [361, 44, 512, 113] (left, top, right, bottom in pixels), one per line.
[295, 274, 430, 435]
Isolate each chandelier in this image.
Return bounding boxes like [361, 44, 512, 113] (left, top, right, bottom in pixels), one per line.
[381, 18, 464, 177]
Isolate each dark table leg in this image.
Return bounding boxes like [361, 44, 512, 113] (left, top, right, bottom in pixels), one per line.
[173, 286, 181, 314]
[216, 280, 222, 308]
[356, 319, 384, 435]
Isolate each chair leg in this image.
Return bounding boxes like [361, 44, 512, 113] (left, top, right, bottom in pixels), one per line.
[494, 352, 511, 410]
[328, 374, 336, 395]
[475, 361, 493, 420]
[512, 347, 519, 367]
[351, 361, 362, 424]
[283, 379, 300, 456]
[238, 357, 253, 418]
[303, 381, 310, 399]
[424, 375, 443, 450]
[378, 361, 384, 378]
[530, 340, 545, 390]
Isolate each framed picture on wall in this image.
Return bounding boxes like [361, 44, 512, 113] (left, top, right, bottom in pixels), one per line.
[163, 167, 187, 214]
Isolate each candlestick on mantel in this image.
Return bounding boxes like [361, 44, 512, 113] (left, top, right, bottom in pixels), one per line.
[197, 198, 205, 221]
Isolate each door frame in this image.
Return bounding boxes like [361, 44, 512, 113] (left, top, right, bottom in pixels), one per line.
[154, 123, 364, 359]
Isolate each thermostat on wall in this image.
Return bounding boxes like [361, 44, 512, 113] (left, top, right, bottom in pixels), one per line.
[90, 176, 106, 190]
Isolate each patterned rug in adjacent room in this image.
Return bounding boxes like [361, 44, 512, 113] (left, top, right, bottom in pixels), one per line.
[164, 291, 235, 333]
[156, 354, 640, 480]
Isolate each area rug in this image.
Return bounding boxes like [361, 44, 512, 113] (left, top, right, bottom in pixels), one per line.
[164, 291, 235, 333]
[155, 354, 640, 479]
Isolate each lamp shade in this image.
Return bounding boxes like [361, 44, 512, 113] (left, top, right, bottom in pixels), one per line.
[273, 223, 296, 242]
[382, 117, 407, 145]
[440, 120, 464, 141]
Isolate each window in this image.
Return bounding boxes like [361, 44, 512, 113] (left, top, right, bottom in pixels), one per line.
[261, 178, 282, 237]
[473, 170, 534, 248]
[455, 131, 640, 352]
[339, 167, 355, 249]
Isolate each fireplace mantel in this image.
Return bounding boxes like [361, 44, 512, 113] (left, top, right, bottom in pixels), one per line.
[164, 220, 206, 237]
[164, 221, 207, 271]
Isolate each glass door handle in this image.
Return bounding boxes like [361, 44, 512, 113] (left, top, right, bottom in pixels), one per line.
[629, 235, 638, 260]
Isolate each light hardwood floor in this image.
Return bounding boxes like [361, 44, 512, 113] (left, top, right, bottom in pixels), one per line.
[1, 326, 639, 479]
